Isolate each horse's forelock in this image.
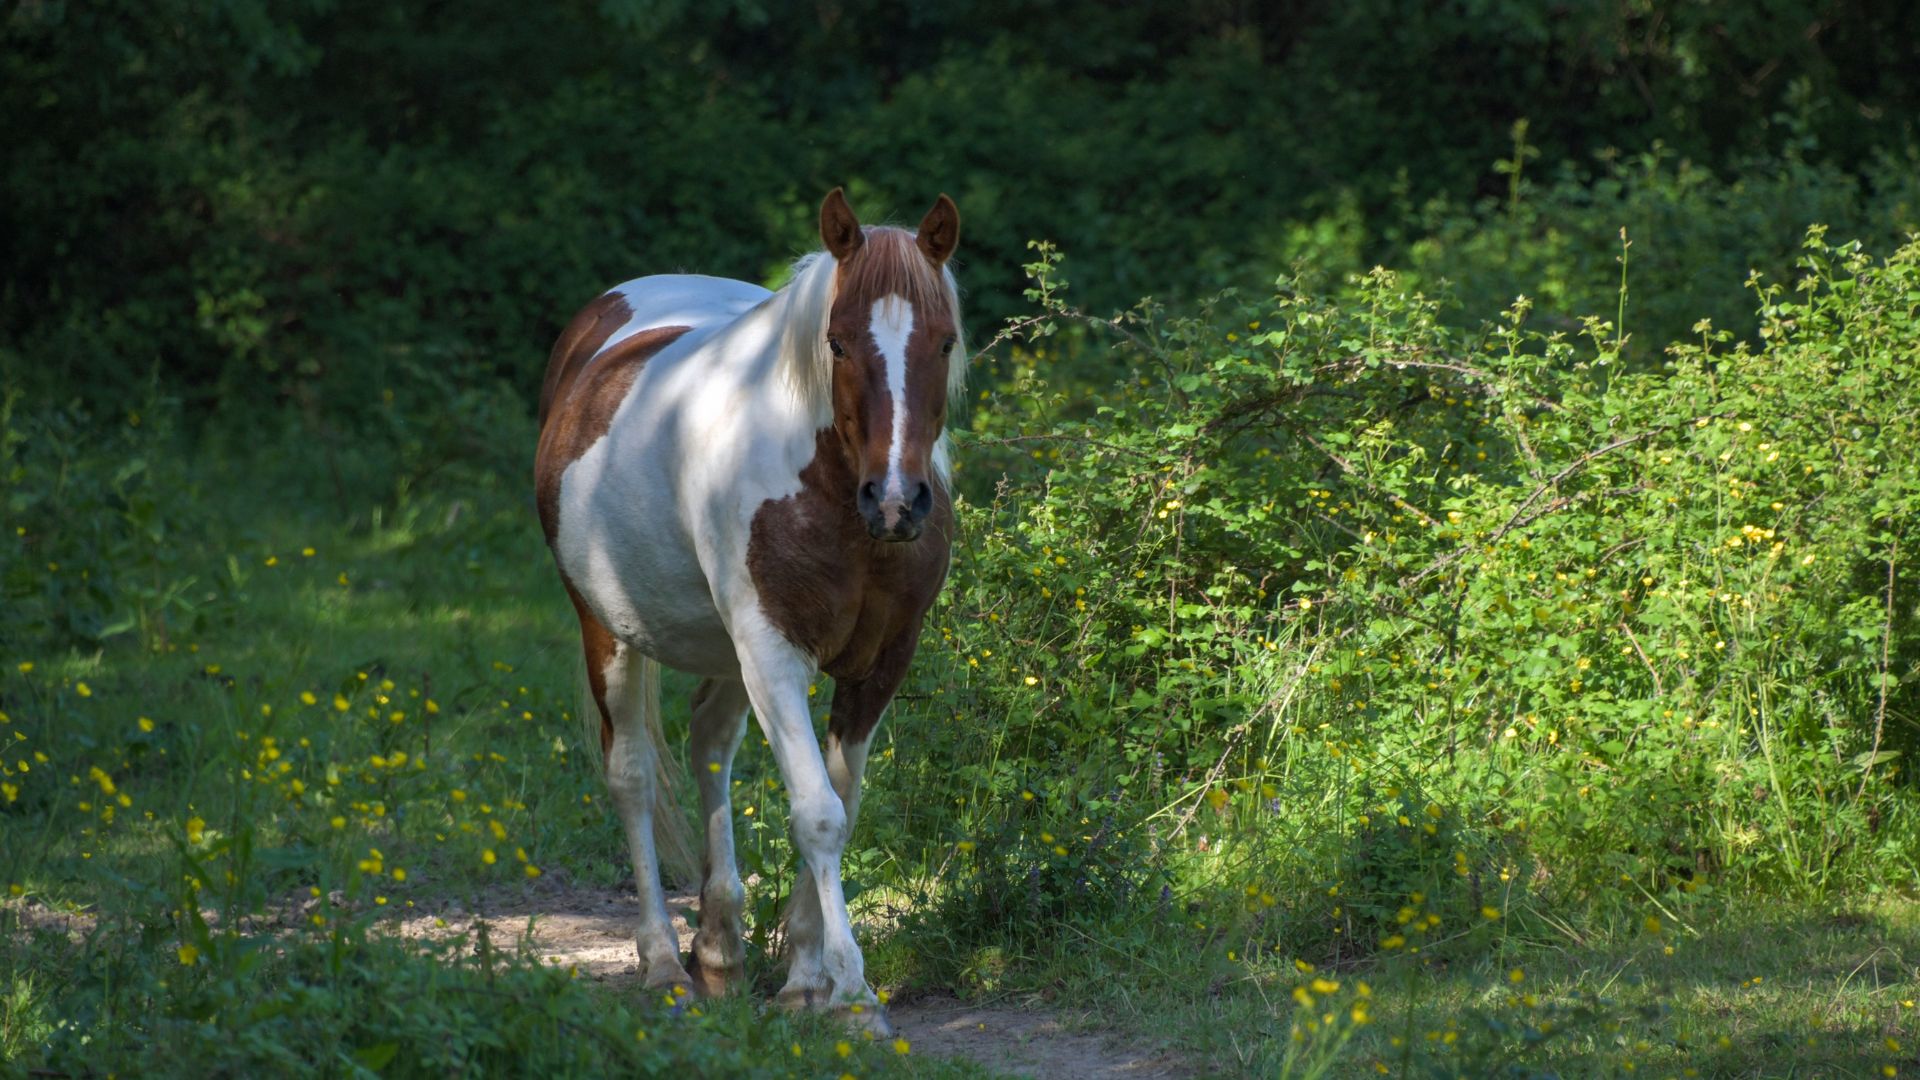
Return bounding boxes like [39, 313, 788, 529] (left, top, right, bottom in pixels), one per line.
[781, 227, 967, 415]
[837, 228, 954, 321]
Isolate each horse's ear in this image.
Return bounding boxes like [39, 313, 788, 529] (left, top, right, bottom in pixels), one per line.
[916, 194, 960, 266]
[820, 187, 864, 262]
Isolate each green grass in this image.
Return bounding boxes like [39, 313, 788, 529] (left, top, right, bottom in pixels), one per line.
[4, 406, 1917, 1078]
[942, 894, 1919, 1077]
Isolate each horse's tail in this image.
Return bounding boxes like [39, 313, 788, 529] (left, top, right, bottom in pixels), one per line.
[576, 654, 699, 890]
[636, 656, 699, 889]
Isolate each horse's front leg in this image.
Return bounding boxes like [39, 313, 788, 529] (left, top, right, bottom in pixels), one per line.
[731, 618, 891, 1034]
[779, 643, 911, 1017]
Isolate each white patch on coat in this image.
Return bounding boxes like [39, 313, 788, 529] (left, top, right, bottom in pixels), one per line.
[595, 276, 766, 361]
[868, 297, 915, 500]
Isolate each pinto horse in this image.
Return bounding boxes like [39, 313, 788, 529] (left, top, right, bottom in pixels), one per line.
[534, 190, 963, 1033]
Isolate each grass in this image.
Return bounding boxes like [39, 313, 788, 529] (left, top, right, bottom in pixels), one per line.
[949, 894, 1919, 1077]
[3, 414, 1917, 1078]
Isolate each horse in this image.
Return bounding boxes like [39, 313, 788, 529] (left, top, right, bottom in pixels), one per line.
[534, 189, 964, 1034]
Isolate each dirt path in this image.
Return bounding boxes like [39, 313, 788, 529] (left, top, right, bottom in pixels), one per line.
[887, 993, 1194, 1079]
[390, 880, 1197, 1079]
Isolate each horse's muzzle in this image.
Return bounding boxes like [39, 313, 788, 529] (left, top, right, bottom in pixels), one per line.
[859, 479, 932, 543]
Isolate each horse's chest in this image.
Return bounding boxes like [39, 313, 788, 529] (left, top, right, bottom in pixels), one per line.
[747, 483, 950, 678]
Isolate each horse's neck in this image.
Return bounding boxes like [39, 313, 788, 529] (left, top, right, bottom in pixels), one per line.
[639, 286, 835, 501]
[728, 285, 832, 432]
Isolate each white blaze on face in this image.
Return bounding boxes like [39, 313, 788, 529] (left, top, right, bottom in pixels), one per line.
[868, 296, 915, 501]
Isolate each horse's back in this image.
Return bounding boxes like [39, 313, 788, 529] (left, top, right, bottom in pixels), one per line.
[540, 275, 768, 426]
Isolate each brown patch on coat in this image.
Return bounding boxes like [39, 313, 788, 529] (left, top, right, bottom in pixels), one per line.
[539, 292, 631, 427]
[563, 579, 620, 756]
[827, 630, 923, 746]
[534, 317, 691, 545]
[746, 428, 953, 744]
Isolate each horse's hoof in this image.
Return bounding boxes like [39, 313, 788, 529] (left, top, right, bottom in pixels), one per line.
[645, 980, 695, 1007]
[774, 983, 826, 1012]
[639, 962, 696, 1005]
[685, 950, 742, 998]
[836, 1001, 895, 1039]
[774, 983, 891, 1035]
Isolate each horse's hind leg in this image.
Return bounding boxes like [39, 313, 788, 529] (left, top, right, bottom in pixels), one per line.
[685, 676, 752, 997]
[569, 590, 693, 996]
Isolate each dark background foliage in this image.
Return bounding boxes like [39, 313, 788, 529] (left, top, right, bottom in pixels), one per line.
[6, 0, 1919, 420]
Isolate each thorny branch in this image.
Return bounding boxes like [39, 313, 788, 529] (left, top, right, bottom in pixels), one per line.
[1402, 417, 1723, 590]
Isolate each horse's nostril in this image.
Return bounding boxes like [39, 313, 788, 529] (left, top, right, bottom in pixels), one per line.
[911, 481, 933, 519]
[858, 481, 879, 511]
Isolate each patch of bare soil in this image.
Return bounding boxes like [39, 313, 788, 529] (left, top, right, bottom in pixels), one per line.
[388, 875, 680, 984]
[5, 899, 97, 940]
[889, 992, 1196, 1079]
[386, 878, 1198, 1078]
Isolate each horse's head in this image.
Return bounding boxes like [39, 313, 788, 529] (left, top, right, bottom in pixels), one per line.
[817, 188, 962, 543]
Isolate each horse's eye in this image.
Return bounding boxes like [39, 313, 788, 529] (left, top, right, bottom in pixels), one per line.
[828, 337, 846, 358]
[940, 336, 956, 356]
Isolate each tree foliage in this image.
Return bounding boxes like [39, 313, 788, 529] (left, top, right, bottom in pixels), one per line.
[5, 0, 1920, 417]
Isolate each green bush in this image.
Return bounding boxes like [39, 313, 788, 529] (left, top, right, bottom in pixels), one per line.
[910, 231, 1920, 958]
[1400, 133, 1920, 357]
[0, 391, 216, 654]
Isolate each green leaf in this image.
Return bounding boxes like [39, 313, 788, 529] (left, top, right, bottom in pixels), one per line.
[353, 1042, 400, 1072]
[1852, 750, 1901, 771]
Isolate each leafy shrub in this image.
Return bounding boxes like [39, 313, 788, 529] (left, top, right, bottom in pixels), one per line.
[914, 230, 1920, 958]
[906, 785, 1166, 963]
[1400, 132, 1920, 358]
